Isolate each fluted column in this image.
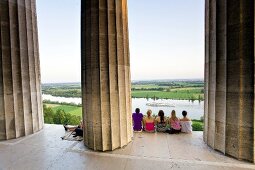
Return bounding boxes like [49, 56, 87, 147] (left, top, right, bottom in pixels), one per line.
[0, 0, 43, 140]
[204, 0, 255, 162]
[81, 0, 132, 151]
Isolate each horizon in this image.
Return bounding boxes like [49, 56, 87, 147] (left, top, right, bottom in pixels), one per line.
[41, 77, 205, 84]
[41, 78, 204, 84]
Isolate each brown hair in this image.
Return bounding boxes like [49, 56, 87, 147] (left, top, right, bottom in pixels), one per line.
[158, 110, 165, 123]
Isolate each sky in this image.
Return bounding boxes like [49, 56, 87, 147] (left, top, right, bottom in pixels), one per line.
[37, 0, 204, 83]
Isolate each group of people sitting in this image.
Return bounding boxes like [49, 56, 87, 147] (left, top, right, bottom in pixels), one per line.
[132, 108, 192, 134]
[62, 108, 192, 139]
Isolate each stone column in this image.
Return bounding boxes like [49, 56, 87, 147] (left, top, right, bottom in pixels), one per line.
[0, 0, 43, 140]
[204, 0, 255, 162]
[81, 0, 132, 151]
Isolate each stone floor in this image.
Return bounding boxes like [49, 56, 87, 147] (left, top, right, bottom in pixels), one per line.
[0, 124, 254, 170]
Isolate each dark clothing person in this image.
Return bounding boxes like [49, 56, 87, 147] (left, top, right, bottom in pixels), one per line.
[132, 112, 143, 131]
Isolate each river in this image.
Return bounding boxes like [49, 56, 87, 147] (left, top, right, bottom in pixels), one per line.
[42, 94, 204, 120]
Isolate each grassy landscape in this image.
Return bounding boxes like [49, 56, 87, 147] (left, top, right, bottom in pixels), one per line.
[45, 103, 82, 116]
[42, 83, 81, 97]
[132, 88, 203, 100]
[42, 79, 204, 101]
[191, 120, 204, 131]
[131, 80, 204, 100]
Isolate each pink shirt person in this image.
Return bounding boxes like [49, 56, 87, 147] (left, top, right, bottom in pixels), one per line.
[143, 109, 155, 132]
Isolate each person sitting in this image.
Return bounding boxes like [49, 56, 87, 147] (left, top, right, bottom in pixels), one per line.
[155, 110, 168, 132]
[180, 110, 192, 133]
[143, 109, 155, 132]
[132, 108, 143, 132]
[63, 120, 83, 137]
[169, 110, 181, 134]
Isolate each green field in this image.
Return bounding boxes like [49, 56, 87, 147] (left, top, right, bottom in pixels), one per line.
[132, 87, 204, 100]
[131, 80, 204, 100]
[42, 80, 204, 100]
[45, 104, 82, 116]
[42, 83, 81, 97]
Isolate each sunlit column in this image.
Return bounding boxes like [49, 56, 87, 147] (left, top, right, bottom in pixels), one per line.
[204, 0, 255, 162]
[81, 0, 132, 151]
[0, 0, 43, 140]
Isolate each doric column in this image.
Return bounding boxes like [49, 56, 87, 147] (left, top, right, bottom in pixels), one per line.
[81, 0, 132, 151]
[0, 0, 43, 140]
[204, 0, 255, 162]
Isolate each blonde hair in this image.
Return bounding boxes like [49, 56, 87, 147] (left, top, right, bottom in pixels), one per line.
[171, 110, 177, 120]
[147, 109, 152, 118]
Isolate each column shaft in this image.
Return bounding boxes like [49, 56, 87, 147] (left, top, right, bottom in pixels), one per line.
[204, 0, 255, 162]
[215, 0, 227, 152]
[0, 0, 43, 140]
[81, 0, 132, 151]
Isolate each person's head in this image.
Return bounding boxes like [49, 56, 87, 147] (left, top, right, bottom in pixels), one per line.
[135, 108, 140, 114]
[147, 109, 152, 117]
[171, 110, 176, 119]
[182, 110, 187, 117]
[158, 110, 164, 122]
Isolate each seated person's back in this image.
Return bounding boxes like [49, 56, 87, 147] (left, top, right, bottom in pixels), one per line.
[132, 108, 143, 131]
[143, 110, 155, 132]
[155, 110, 168, 132]
[170, 110, 181, 130]
[180, 110, 192, 133]
[168, 110, 181, 134]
